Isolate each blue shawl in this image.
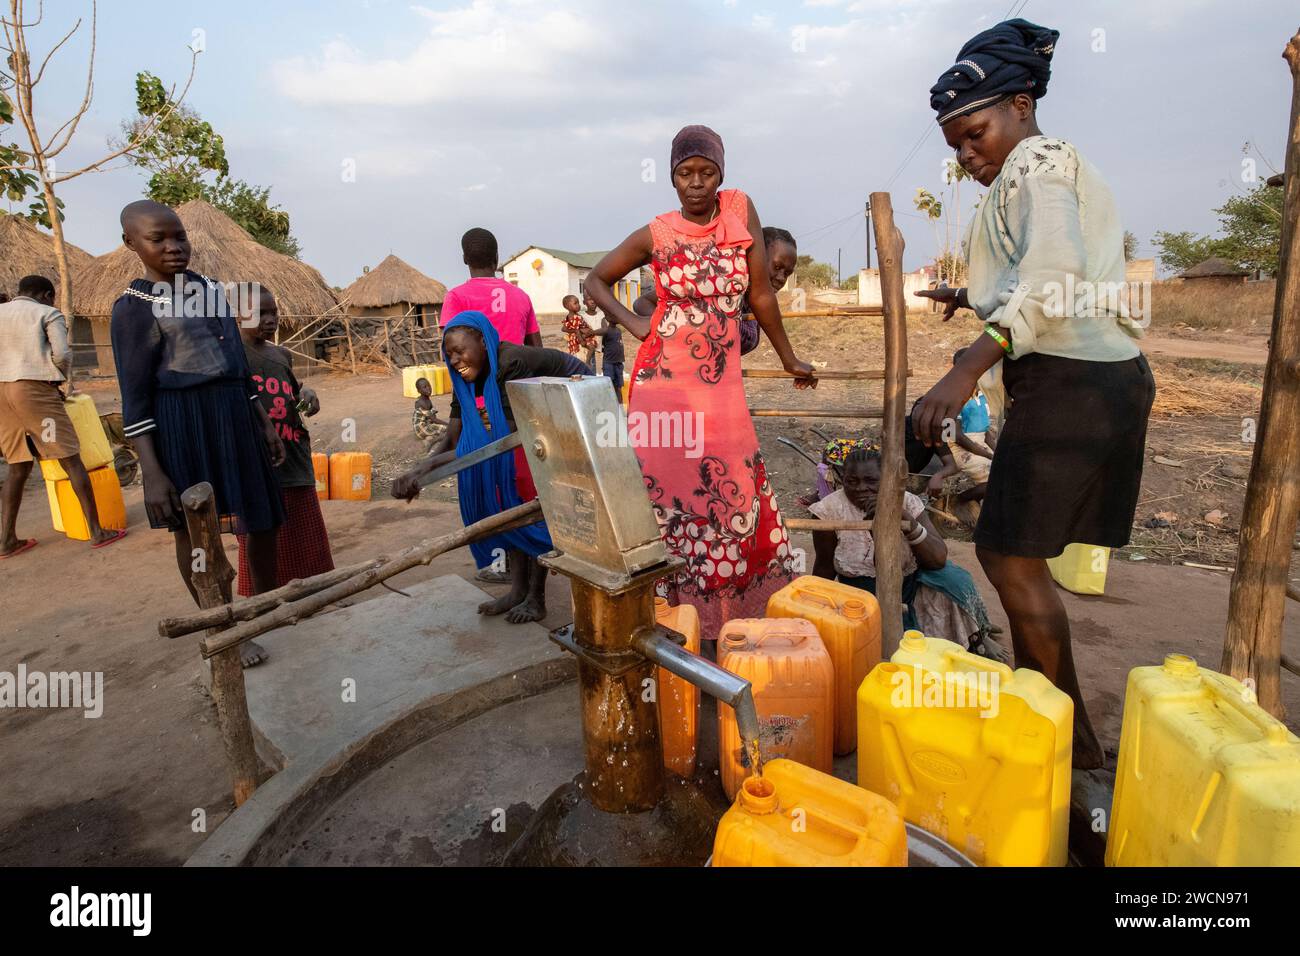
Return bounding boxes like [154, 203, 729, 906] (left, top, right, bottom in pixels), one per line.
[443, 311, 552, 567]
[930, 18, 1059, 125]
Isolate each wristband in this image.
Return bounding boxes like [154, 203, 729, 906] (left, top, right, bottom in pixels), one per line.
[984, 325, 1012, 353]
[906, 524, 928, 545]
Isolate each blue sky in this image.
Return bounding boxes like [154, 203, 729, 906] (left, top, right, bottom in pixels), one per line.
[8, 0, 1299, 287]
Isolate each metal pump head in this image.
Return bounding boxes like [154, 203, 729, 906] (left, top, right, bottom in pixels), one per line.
[507, 376, 669, 589]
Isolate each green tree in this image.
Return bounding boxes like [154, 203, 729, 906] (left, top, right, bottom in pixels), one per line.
[118, 71, 228, 204]
[1152, 182, 1283, 276]
[793, 254, 836, 289]
[1123, 230, 1138, 262]
[117, 71, 301, 258]
[1216, 183, 1283, 275]
[1152, 230, 1233, 275]
[0, 88, 59, 225]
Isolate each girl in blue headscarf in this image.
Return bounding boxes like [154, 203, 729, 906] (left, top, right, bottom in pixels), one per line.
[392, 310, 589, 623]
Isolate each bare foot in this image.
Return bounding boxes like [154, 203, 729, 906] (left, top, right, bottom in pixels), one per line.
[479, 592, 523, 616]
[240, 640, 269, 668]
[504, 597, 545, 624]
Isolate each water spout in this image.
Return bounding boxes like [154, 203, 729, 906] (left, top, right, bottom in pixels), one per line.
[631, 625, 760, 760]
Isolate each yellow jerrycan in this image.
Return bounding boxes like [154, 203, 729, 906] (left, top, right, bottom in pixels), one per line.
[312, 452, 330, 501]
[39, 393, 114, 481]
[654, 597, 700, 779]
[717, 618, 834, 801]
[432, 365, 454, 396]
[54, 465, 127, 540]
[1107, 654, 1300, 867]
[712, 758, 907, 867]
[766, 575, 881, 755]
[1046, 543, 1109, 596]
[858, 631, 1073, 866]
[401, 364, 437, 399]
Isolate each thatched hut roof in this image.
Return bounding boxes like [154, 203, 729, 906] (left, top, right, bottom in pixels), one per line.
[0, 214, 94, 297]
[341, 254, 447, 308]
[1181, 256, 1246, 279]
[72, 199, 339, 324]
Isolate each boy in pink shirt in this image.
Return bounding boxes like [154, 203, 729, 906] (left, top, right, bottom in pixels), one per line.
[440, 228, 542, 347]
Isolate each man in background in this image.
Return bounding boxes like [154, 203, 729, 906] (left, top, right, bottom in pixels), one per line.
[440, 228, 543, 348]
[0, 275, 127, 557]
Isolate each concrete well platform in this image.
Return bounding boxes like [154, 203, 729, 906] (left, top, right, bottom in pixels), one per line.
[188, 575, 577, 866]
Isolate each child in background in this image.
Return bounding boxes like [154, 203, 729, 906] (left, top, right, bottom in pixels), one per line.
[235, 285, 335, 598]
[391, 311, 589, 624]
[561, 294, 595, 368]
[411, 376, 446, 448]
[926, 348, 995, 501]
[109, 200, 285, 668]
[593, 317, 625, 395]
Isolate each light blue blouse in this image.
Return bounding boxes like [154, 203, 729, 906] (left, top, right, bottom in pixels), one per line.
[965, 136, 1144, 362]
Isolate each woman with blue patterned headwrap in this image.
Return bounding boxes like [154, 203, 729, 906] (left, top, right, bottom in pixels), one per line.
[391, 310, 588, 624]
[911, 19, 1155, 771]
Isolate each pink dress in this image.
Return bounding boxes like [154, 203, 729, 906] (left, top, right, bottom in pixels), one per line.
[629, 189, 794, 639]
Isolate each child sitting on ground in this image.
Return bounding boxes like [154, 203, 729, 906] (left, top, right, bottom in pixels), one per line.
[390, 311, 589, 624]
[809, 443, 1004, 659]
[411, 376, 446, 448]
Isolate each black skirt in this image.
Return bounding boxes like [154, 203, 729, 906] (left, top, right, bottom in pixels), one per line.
[974, 352, 1155, 558]
[152, 379, 286, 535]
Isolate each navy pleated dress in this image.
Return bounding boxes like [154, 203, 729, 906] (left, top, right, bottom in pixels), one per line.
[109, 272, 285, 535]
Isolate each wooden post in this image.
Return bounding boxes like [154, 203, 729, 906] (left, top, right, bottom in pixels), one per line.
[181, 482, 260, 805]
[1221, 30, 1300, 719]
[870, 192, 910, 658]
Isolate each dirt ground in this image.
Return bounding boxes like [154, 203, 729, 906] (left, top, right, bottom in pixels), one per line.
[1, 311, 1297, 866]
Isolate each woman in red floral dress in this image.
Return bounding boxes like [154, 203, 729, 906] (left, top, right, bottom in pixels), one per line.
[585, 125, 816, 639]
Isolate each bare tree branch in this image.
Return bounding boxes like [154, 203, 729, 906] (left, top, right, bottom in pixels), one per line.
[38, 0, 94, 158]
[31, 12, 78, 87]
[52, 49, 198, 181]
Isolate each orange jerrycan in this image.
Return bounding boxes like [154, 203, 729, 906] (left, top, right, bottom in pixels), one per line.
[54, 465, 127, 540]
[712, 759, 907, 867]
[39, 393, 114, 480]
[312, 452, 330, 501]
[767, 575, 880, 755]
[857, 631, 1073, 867]
[654, 598, 700, 778]
[717, 618, 834, 801]
[329, 452, 372, 501]
[1107, 655, 1300, 867]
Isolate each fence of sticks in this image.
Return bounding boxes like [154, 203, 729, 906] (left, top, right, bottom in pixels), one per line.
[274, 303, 444, 375]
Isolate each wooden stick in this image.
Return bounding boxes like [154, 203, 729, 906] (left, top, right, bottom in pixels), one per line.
[198, 500, 544, 659]
[158, 557, 387, 638]
[1221, 29, 1300, 719]
[785, 517, 873, 532]
[180, 483, 259, 807]
[742, 368, 912, 380]
[749, 407, 884, 418]
[780, 307, 885, 318]
[871, 190, 909, 658]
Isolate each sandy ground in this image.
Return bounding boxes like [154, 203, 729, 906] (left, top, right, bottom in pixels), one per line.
[1, 314, 1296, 865]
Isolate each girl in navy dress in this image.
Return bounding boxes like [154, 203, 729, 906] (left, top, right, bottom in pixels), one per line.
[110, 200, 286, 667]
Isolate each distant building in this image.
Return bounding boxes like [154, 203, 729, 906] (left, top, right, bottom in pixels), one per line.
[857, 267, 932, 313]
[342, 254, 447, 327]
[501, 246, 640, 314]
[1180, 257, 1247, 287]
